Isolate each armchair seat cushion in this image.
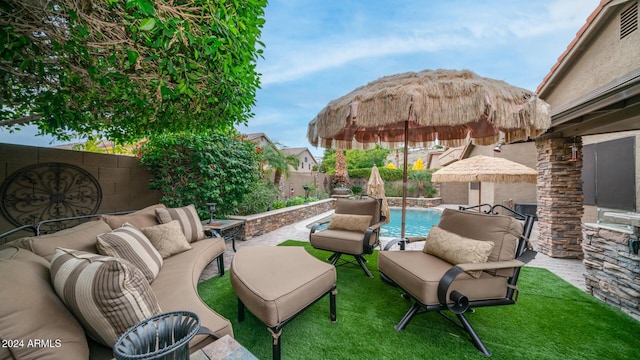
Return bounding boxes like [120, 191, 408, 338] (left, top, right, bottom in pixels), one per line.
[310, 229, 367, 254]
[378, 250, 508, 306]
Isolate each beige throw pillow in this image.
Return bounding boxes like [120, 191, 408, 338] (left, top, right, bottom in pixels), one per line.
[96, 223, 163, 283]
[155, 204, 205, 242]
[141, 220, 192, 258]
[50, 248, 162, 347]
[327, 214, 373, 233]
[423, 226, 494, 278]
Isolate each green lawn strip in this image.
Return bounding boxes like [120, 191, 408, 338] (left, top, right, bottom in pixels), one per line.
[198, 240, 639, 360]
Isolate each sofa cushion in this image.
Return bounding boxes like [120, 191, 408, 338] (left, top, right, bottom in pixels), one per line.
[102, 204, 166, 229]
[0, 247, 89, 360]
[378, 250, 508, 306]
[8, 219, 112, 261]
[327, 214, 373, 233]
[423, 226, 494, 278]
[141, 220, 192, 258]
[50, 248, 162, 347]
[96, 223, 163, 283]
[155, 204, 205, 243]
[151, 237, 232, 348]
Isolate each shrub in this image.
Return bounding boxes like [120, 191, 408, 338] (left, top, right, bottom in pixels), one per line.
[285, 196, 305, 207]
[236, 180, 280, 215]
[140, 132, 260, 219]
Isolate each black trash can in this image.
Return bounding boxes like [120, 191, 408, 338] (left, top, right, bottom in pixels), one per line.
[113, 311, 200, 360]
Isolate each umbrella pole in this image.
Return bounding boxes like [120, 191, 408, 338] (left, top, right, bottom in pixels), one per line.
[478, 182, 482, 212]
[401, 120, 408, 239]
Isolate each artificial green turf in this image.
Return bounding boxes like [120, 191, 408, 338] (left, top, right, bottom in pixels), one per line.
[197, 241, 640, 359]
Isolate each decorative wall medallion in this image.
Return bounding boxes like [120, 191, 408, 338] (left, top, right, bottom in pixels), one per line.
[0, 163, 102, 228]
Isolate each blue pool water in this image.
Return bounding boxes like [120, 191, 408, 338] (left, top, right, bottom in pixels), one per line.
[310, 207, 442, 238]
[381, 208, 442, 238]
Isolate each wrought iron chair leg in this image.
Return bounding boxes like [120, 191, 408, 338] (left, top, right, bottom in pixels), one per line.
[330, 253, 342, 265]
[456, 313, 492, 357]
[394, 302, 421, 330]
[355, 255, 373, 278]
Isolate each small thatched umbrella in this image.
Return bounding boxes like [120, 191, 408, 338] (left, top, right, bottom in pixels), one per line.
[432, 155, 538, 206]
[367, 165, 390, 224]
[307, 69, 550, 238]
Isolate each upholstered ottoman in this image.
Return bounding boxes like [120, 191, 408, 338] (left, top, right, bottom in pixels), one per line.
[230, 246, 337, 360]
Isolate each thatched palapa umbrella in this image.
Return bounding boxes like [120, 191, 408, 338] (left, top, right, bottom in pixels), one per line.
[431, 155, 538, 207]
[307, 69, 550, 239]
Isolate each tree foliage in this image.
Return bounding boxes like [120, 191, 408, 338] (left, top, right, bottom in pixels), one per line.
[318, 146, 390, 174]
[0, 0, 267, 142]
[140, 131, 261, 219]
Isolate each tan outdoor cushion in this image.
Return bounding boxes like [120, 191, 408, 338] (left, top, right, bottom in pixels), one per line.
[102, 203, 166, 229]
[96, 223, 163, 283]
[378, 250, 508, 306]
[310, 229, 367, 254]
[423, 226, 494, 278]
[334, 197, 380, 224]
[155, 204, 205, 243]
[328, 214, 373, 233]
[50, 248, 162, 347]
[141, 220, 192, 258]
[437, 208, 523, 276]
[151, 237, 232, 347]
[0, 247, 89, 360]
[230, 246, 336, 327]
[10, 219, 112, 261]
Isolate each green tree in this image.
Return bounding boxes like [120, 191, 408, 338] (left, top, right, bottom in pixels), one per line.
[140, 131, 260, 219]
[1, 0, 267, 143]
[318, 147, 389, 174]
[345, 147, 390, 169]
[259, 143, 300, 188]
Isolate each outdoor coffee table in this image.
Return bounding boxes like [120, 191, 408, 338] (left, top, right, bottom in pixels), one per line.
[203, 219, 245, 252]
[230, 246, 337, 360]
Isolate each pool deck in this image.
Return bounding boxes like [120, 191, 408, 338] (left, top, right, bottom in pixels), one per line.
[201, 208, 586, 291]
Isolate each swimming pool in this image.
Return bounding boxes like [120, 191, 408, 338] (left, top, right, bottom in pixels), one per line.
[381, 207, 442, 238]
[310, 207, 442, 238]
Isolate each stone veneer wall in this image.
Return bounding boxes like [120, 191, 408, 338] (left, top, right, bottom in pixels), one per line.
[229, 199, 335, 239]
[386, 197, 442, 208]
[582, 225, 640, 321]
[536, 138, 584, 258]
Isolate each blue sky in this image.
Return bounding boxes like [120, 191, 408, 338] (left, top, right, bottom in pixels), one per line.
[1, 0, 600, 158]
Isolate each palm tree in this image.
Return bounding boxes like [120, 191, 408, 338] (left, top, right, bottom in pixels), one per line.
[260, 143, 300, 188]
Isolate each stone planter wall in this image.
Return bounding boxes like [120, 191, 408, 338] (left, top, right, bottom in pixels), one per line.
[386, 197, 442, 208]
[229, 199, 335, 239]
[582, 224, 640, 321]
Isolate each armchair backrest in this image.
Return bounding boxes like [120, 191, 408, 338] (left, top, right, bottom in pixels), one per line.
[437, 208, 524, 276]
[335, 197, 381, 226]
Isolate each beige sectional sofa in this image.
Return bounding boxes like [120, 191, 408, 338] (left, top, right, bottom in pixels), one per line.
[0, 204, 232, 360]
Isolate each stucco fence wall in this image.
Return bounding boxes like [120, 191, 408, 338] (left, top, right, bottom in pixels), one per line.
[0, 143, 161, 239]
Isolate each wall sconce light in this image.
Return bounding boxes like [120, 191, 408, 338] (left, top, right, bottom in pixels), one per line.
[206, 202, 216, 224]
[569, 140, 580, 161]
[493, 142, 504, 153]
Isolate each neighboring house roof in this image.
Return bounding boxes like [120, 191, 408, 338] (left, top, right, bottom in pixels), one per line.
[282, 147, 317, 163]
[244, 132, 273, 143]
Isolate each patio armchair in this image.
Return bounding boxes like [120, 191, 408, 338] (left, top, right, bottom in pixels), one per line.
[378, 208, 537, 356]
[310, 197, 385, 277]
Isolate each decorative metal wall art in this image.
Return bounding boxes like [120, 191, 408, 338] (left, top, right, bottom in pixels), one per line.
[0, 163, 102, 227]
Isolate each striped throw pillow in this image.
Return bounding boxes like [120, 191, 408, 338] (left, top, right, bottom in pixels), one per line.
[50, 248, 162, 347]
[155, 204, 205, 243]
[96, 223, 163, 283]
